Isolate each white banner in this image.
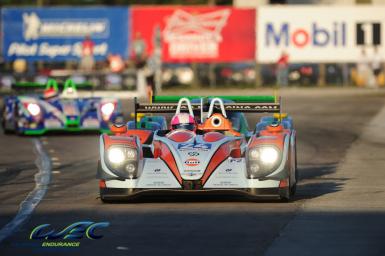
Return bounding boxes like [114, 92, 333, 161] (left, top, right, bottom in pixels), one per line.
[257, 6, 385, 63]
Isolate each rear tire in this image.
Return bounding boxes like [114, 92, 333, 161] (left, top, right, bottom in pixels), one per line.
[99, 194, 137, 203]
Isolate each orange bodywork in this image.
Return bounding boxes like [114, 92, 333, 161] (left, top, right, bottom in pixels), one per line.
[102, 134, 137, 149]
[167, 130, 195, 142]
[198, 113, 241, 136]
[249, 124, 290, 150]
[110, 124, 127, 135]
[201, 139, 243, 185]
[125, 129, 153, 144]
[159, 142, 182, 184]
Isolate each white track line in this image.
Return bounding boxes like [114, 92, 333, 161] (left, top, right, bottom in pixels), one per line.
[0, 139, 51, 243]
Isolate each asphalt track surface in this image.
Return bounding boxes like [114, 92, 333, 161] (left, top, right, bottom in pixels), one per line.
[0, 88, 385, 256]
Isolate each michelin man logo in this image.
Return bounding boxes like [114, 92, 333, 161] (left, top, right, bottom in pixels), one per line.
[23, 12, 41, 40]
[163, 9, 230, 59]
[22, 12, 109, 41]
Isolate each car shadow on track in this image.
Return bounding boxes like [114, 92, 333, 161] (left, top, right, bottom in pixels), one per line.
[97, 195, 291, 204]
[94, 163, 346, 205]
[296, 163, 346, 200]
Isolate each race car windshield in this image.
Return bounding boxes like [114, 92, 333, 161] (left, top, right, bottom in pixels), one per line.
[172, 123, 195, 131]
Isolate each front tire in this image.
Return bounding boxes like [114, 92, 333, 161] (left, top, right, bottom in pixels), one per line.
[1, 105, 14, 134]
[100, 194, 115, 204]
[279, 186, 291, 202]
[290, 142, 298, 196]
[99, 190, 137, 203]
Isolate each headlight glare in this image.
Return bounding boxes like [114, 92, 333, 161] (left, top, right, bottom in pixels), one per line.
[107, 147, 125, 164]
[105, 146, 139, 179]
[259, 147, 279, 165]
[247, 145, 282, 178]
[27, 103, 41, 116]
[101, 102, 115, 117]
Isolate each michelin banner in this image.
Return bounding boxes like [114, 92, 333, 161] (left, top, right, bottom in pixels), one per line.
[257, 6, 385, 63]
[2, 7, 129, 61]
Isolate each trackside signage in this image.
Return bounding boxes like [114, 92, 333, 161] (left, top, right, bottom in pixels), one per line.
[2, 7, 129, 61]
[257, 6, 385, 63]
[132, 7, 255, 62]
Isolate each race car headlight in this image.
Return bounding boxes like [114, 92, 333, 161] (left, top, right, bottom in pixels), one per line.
[259, 147, 279, 165]
[247, 146, 281, 178]
[101, 102, 115, 120]
[27, 103, 41, 116]
[107, 147, 126, 165]
[248, 148, 260, 160]
[107, 147, 137, 165]
[105, 146, 138, 179]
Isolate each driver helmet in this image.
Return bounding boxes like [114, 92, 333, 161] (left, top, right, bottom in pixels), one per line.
[43, 87, 59, 99]
[170, 113, 196, 131]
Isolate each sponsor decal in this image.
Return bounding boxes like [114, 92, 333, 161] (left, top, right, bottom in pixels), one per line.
[184, 158, 200, 167]
[356, 22, 381, 46]
[225, 168, 232, 172]
[183, 169, 201, 173]
[265, 22, 347, 48]
[143, 105, 177, 111]
[178, 143, 212, 151]
[154, 168, 161, 172]
[183, 169, 201, 176]
[7, 41, 108, 59]
[188, 152, 199, 156]
[163, 9, 230, 59]
[223, 104, 279, 111]
[258, 7, 385, 63]
[266, 21, 381, 49]
[229, 159, 242, 163]
[22, 12, 109, 41]
[139, 104, 201, 112]
[132, 7, 255, 62]
[2, 7, 129, 60]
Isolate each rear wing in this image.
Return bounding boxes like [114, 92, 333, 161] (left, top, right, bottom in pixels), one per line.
[152, 95, 277, 103]
[136, 101, 280, 113]
[134, 95, 281, 126]
[12, 79, 94, 92]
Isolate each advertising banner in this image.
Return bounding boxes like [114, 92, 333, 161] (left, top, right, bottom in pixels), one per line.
[2, 7, 129, 61]
[132, 7, 255, 63]
[257, 6, 385, 63]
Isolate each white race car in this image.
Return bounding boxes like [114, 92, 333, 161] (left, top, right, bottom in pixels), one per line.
[97, 96, 297, 202]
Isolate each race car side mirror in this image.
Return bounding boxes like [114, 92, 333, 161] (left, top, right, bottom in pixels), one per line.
[111, 123, 127, 135]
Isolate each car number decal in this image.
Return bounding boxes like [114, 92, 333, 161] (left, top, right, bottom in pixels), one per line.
[178, 143, 211, 151]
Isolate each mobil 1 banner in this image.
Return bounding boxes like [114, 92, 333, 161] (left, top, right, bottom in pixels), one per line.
[2, 7, 129, 61]
[257, 6, 385, 63]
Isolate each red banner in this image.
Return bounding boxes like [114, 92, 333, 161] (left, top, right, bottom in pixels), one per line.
[131, 7, 255, 63]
